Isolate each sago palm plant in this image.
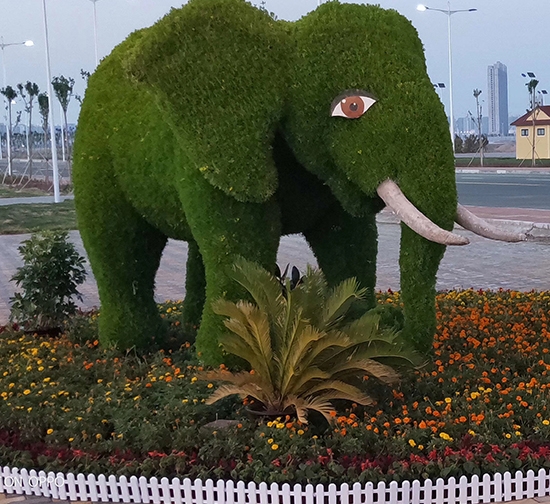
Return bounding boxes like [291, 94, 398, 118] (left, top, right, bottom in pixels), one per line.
[200, 258, 422, 424]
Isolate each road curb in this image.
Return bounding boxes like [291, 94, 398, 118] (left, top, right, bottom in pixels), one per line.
[456, 168, 550, 175]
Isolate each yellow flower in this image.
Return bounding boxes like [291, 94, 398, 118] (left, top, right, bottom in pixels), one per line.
[267, 421, 274, 428]
[267, 438, 274, 444]
[271, 444, 279, 450]
[207, 383, 214, 389]
[439, 432, 453, 442]
[23, 389, 31, 395]
[418, 445, 424, 450]
[46, 429, 53, 435]
[276, 423, 285, 429]
[43, 377, 51, 383]
[468, 430, 476, 436]
[505, 433, 512, 439]
[96, 434, 102, 440]
[515, 431, 522, 436]
[38, 367, 44, 372]
[68, 438, 74, 442]
[191, 377, 198, 383]
[297, 429, 304, 436]
[444, 397, 452, 404]
[543, 420, 550, 426]
[408, 439, 416, 447]
[182, 399, 188, 404]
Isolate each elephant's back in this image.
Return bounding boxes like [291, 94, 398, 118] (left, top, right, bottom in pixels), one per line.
[72, 31, 192, 241]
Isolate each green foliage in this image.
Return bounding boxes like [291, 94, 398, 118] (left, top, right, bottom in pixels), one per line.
[51, 75, 74, 113]
[9, 231, 87, 331]
[201, 259, 421, 423]
[38, 92, 49, 135]
[0, 85, 17, 102]
[73, 0, 457, 361]
[458, 134, 489, 154]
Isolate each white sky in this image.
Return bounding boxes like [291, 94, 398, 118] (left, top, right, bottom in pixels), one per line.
[1, 0, 548, 126]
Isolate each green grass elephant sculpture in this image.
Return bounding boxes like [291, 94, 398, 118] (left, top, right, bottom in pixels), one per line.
[73, 0, 523, 364]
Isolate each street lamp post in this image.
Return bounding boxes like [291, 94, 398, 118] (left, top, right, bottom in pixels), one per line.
[89, 0, 101, 67]
[417, 2, 477, 153]
[41, 0, 61, 203]
[0, 37, 33, 170]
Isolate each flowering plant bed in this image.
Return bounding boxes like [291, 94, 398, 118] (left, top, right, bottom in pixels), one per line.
[0, 290, 549, 485]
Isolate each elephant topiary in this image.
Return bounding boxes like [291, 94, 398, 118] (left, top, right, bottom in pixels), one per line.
[73, 0, 522, 364]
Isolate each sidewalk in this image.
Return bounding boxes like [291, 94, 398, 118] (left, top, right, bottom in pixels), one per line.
[0, 205, 548, 323]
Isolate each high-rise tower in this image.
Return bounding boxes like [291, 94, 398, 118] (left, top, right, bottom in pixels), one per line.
[487, 62, 509, 136]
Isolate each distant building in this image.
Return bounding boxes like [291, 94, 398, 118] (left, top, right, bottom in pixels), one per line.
[487, 62, 509, 136]
[456, 116, 488, 136]
[511, 105, 550, 159]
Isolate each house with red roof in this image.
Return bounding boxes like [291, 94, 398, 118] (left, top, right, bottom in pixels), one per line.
[511, 105, 550, 160]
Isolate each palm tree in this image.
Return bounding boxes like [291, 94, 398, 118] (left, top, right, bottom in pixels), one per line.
[0, 85, 18, 177]
[17, 82, 40, 177]
[51, 75, 75, 170]
[200, 258, 422, 424]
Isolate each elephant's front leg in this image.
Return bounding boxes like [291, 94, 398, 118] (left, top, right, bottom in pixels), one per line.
[179, 179, 281, 365]
[399, 224, 446, 354]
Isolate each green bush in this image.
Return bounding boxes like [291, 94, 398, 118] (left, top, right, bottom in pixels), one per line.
[9, 231, 87, 331]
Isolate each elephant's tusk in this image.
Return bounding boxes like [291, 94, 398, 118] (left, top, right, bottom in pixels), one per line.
[376, 179, 469, 246]
[455, 204, 526, 242]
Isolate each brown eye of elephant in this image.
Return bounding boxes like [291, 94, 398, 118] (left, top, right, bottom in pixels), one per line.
[342, 98, 364, 118]
[330, 91, 376, 119]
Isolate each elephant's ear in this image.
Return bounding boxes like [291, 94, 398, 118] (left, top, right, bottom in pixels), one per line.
[122, 0, 289, 203]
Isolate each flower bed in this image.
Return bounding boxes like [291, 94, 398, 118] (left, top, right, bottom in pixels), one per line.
[0, 290, 549, 485]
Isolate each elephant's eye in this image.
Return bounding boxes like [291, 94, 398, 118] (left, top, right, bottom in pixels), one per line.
[330, 91, 376, 119]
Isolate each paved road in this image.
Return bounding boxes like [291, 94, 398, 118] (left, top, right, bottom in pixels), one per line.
[456, 173, 550, 210]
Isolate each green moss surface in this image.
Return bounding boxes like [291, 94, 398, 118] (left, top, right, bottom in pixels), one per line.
[74, 0, 457, 363]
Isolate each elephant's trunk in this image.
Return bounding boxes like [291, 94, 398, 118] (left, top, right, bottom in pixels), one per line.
[455, 204, 526, 242]
[376, 179, 469, 246]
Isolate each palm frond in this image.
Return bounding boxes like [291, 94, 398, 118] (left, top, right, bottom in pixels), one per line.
[346, 340, 425, 368]
[321, 278, 367, 331]
[279, 324, 325, 389]
[281, 366, 330, 398]
[294, 329, 352, 372]
[285, 395, 336, 424]
[236, 300, 274, 378]
[327, 358, 400, 385]
[302, 380, 374, 406]
[205, 383, 269, 405]
[198, 369, 265, 388]
[290, 267, 329, 326]
[229, 257, 286, 324]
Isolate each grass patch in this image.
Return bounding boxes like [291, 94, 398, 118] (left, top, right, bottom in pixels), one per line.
[455, 157, 550, 167]
[0, 186, 50, 198]
[0, 291, 549, 483]
[0, 200, 77, 235]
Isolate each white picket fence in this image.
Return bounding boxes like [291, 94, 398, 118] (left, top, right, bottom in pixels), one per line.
[1, 466, 550, 504]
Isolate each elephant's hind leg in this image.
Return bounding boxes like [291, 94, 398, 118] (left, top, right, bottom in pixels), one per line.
[182, 239, 206, 332]
[75, 177, 168, 350]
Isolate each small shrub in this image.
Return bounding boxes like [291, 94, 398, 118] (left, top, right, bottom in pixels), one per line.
[9, 230, 87, 331]
[200, 258, 422, 423]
